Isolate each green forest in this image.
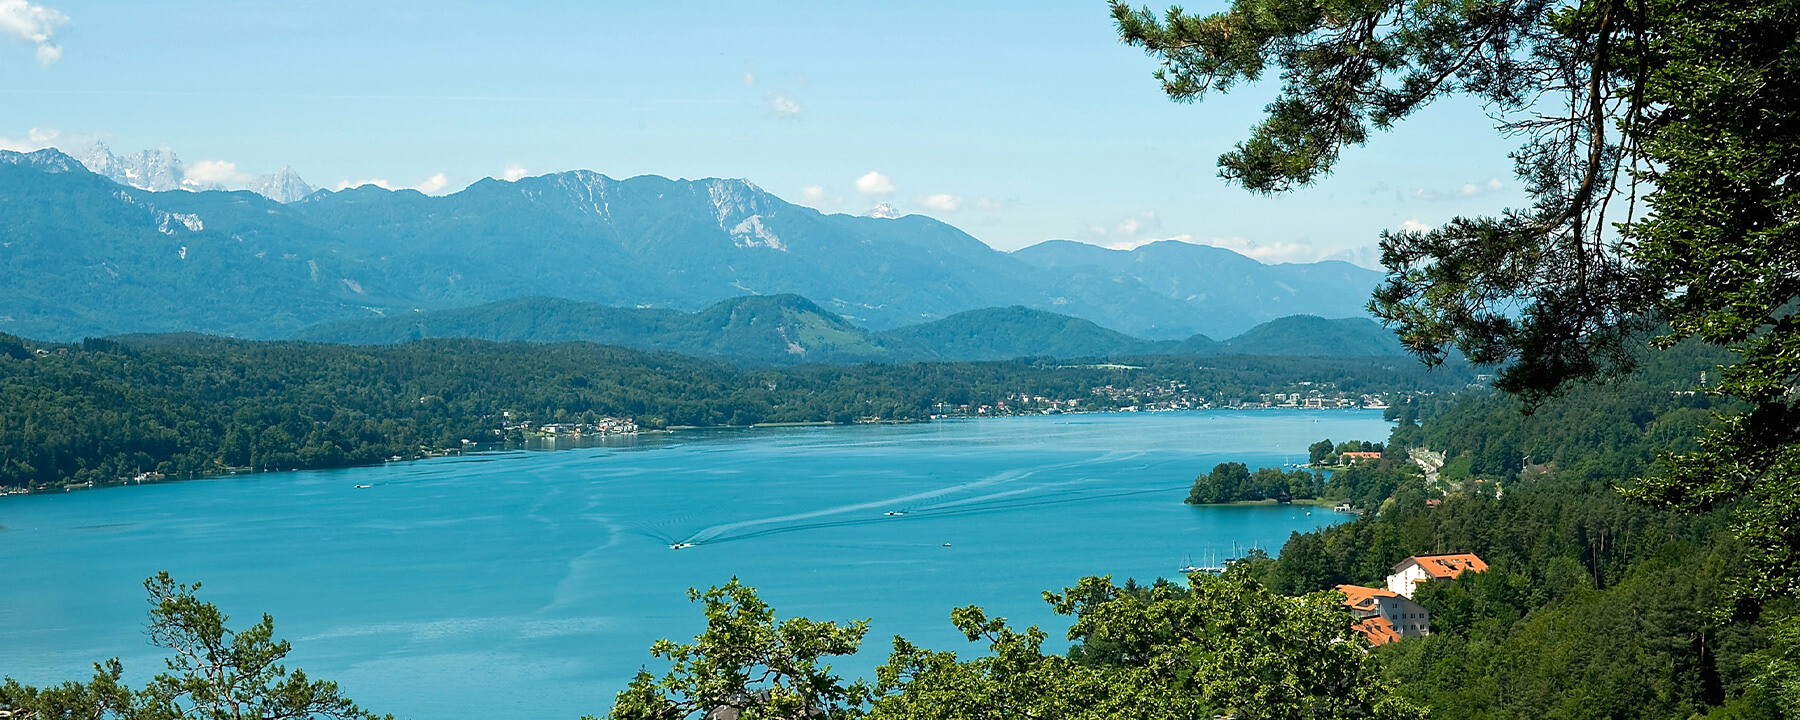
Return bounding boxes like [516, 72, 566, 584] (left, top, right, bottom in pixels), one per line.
[1209, 341, 1787, 719]
[0, 332, 1468, 491]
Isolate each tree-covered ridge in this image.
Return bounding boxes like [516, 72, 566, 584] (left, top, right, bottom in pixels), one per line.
[295, 294, 1407, 366]
[0, 332, 1469, 491]
[1214, 343, 1792, 719]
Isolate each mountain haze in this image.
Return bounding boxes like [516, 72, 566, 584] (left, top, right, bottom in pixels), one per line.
[296, 293, 1404, 364]
[876, 306, 1152, 361]
[1, 148, 1384, 342]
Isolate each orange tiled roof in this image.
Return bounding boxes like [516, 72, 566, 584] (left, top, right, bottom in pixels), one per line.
[1396, 553, 1488, 579]
[1341, 451, 1383, 459]
[1335, 584, 1399, 613]
[1352, 616, 1403, 646]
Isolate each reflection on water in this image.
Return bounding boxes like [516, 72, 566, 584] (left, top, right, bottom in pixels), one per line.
[0, 409, 1389, 720]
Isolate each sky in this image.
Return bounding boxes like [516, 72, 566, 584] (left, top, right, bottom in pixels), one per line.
[0, 0, 1531, 266]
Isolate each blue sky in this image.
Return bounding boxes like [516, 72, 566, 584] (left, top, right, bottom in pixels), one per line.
[0, 1, 1528, 265]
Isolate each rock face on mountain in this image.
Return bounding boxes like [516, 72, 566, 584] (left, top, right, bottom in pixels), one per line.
[74, 143, 316, 201]
[1, 149, 1386, 342]
[248, 167, 316, 203]
[79, 142, 188, 191]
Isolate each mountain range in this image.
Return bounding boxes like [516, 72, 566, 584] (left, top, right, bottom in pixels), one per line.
[0, 147, 1386, 344]
[76, 142, 316, 200]
[295, 294, 1407, 365]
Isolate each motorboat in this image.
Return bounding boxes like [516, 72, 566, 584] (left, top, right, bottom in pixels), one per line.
[670, 543, 694, 550]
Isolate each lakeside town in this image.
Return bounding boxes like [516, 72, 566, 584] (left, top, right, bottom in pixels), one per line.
[930, 381, 1415, 418]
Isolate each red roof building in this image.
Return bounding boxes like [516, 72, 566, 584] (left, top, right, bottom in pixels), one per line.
[1386, 553, 1489, 598]
[1337, 584, 1432, 646]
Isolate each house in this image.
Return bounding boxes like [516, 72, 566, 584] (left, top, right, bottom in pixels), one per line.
[1340, 451, 1383, 462]
[1337, 584, 1433, 646]
[1386, 553, 1488, 598]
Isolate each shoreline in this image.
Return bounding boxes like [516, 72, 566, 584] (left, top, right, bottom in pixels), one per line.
[2, 406, 1386, 500]
[1189, 497, 1339, 508]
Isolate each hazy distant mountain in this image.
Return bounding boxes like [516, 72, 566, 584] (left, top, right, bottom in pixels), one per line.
[0, 149, 377, 339]
[248, 166, 316, 203]
[1, 147, 87, 174]
[1221, 315, 1405, 356]
[295, 290, 1403, 365]
[79, 142, 187, 191]
[74, 143, 316, 202]
[1, 149, 1388, 341]
[875, 306, 1153, 361]
[298, 295, 902, 365]
[1011, 240, 1385, 334]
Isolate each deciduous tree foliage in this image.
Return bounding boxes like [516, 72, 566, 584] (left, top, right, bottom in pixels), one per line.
[0, 574, 384, 720]
[601, 579, 870, 720]
[601, 574, 1424, 720]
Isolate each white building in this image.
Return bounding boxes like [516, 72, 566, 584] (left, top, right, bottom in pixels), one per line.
[1337, 584, 1433, 646]
[1386, 553, 1489, 598]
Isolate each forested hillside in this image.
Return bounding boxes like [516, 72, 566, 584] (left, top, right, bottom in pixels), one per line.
[0, 332, 1468, 491]
[1220, 342, 1790, 718]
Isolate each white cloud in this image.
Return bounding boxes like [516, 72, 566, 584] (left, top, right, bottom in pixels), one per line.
[1321, 246, 1384, 269]
[1081, 211, 1163, 243]
[334, 173, 451, 194]
[1103, 234, 1384, 269]
[741, 61, 757, 85]
[1101, 235, 1175, 251]
[1190, 236, 1322, 264]
[335, 178, 395, 191]
[854, 171, 894, 197]
[501, 164, 529, 182]
[0, 125, 67, 151]
[974, 197, 1008, 212]
[916, 193, 963, 212]
[1113, 212, 1159, 237]
[183, 160, 249, 186]
[799, 184, 841, 209]
[0, 0, 68, 65]
[415, 173, 449, 194]
[767, 91, 801, 119]
[1412, 177, 1505, 202]
[1398, 218, 1433, 233]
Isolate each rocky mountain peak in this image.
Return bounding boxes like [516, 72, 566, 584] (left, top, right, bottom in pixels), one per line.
[249, 166, 316, 203]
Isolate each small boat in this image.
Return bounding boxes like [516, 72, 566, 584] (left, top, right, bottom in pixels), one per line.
[354, 484, 371, 489]
[884, 511, 908, 516]
[670, 543, 694, 550]
[942, 543, 952, 547]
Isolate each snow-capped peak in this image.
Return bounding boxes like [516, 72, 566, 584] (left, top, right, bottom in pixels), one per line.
[79, 142, 185, 192]
[249, 167, 316, 203]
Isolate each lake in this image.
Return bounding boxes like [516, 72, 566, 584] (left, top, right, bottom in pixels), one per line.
[0, 409, 1388, 718]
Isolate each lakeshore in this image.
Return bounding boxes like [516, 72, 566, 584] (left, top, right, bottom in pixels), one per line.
[0, 409, 1386, 719]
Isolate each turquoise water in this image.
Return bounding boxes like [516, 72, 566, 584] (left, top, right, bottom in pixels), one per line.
[0, 409, 1386, 718]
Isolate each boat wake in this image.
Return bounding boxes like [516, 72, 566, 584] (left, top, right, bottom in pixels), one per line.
[652, 452, 1181, 549]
